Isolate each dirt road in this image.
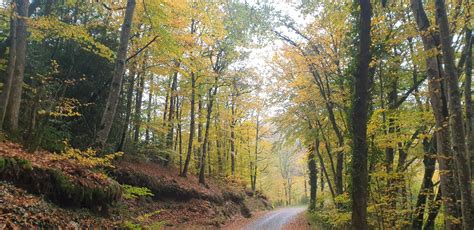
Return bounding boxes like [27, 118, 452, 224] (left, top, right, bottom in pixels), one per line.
[244, 207, 306, 230]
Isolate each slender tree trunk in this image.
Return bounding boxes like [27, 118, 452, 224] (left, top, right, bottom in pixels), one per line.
[5, 0, 28, 133]
[351, 0, 371, 229]
[0, 2, 17, 129]
[252, 115, 260, 192]
[230, 100, 236, 176]
[435, 1, 472, 228]
[96, 0, 136, 146]
[133, 71, 144, 143]
[412, 138, 436, 229]
[181, 73, 196, 177]
[166, 71, 178, 148]
[410, 0, 461, 228]
[216, 115, 223, 176]
[315, 137, 336, 202]
[196, 96, 203, 170]
[145, 77, 153, 143]
[199, 83, 218, 184]
[117, 64, 137, 151]
[424, 186, 442, 230]
[177, 98, 183, 173]
[163, 75, 172, 124]
[308, 141, 318, 211]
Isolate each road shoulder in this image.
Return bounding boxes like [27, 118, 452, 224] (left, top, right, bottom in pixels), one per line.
[282, 211, 313, 230]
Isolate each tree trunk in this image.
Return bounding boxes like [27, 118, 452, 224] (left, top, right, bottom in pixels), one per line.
[435, 1, 472, 228]
[252, 115, 260, 192]
[133, 71, 144, 143]
[410, 0, 461, 228]
[463, 29, 473, 178]
[424, 186, 442, 230]
[196, 96, 203, 171]
[308, 141, 318, 211]
[166, 71, 178, 148]
[412, 138, 436, 229]
[350, 0, 371, 229]
[117, 64, 137, 151]
[5, 0, 28, 133]
[96, 0, 136, 147]
[199, 82, 218, 184]
[177, 97, 183, 173]
[145, 77, 153, 143]
[0, 1, 17, 129]
[230, 99, 236, 176]
[181, 73, 196, 177]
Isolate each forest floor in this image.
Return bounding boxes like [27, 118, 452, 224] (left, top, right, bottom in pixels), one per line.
[0, 141, 272, 229]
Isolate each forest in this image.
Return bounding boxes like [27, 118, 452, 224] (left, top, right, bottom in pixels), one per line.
[0, 0, 472, 229]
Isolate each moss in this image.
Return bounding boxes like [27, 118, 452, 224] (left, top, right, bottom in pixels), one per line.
[0, 156, 121, 213]
[17, 158, 33, 171]
[0, 157, 5, 172]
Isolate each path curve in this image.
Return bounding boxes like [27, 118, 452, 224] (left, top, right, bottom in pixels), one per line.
[244, 207, 306, 230]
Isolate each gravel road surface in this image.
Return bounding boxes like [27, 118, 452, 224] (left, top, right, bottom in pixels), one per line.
[244, 207, 306, 230]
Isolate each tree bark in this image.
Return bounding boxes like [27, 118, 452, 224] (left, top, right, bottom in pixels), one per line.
[463, 29, 473, 178]
[435, 1, 472, 228]
[181, 73, 196, 177]
[199, 81, 218, 184]
[350, 0, 371, 229]
[412, 138, 436, 229]
[96, 0, 136, 147]
[0, 1, 18, 129]
[117, 64, 137, 151]
[5, 0, 28, 133]
[145, 76, 153, 143]
[230, 98, 236, 176]
[410, 0, 461, 228]
[308, 141, 318, 211]
[166, 71, 178, 148]
[133, 70, 144, 143]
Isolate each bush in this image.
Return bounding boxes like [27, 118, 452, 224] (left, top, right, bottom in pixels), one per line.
[122, 184, 154, 200]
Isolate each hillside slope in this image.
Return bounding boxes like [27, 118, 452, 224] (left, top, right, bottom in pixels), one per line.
[0, 141, 272, 228]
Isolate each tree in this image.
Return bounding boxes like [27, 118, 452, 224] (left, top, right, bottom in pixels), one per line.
[3, 0, 28, 133]
[350, 0, 371, 229]
[96, 0, 136, 147]
[435, 0, 472, 228]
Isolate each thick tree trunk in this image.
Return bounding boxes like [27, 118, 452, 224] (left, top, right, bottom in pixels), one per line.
[0, 2, 17, 129]
[5, 0, 28, 133]
[410, 0, 461, 228]
[181, 73, 196, 177]
[350, 0, 371, 229]
[96, 0, 136, 147]
[463, 29, 473, 178]
[435, 1, 472, 228]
